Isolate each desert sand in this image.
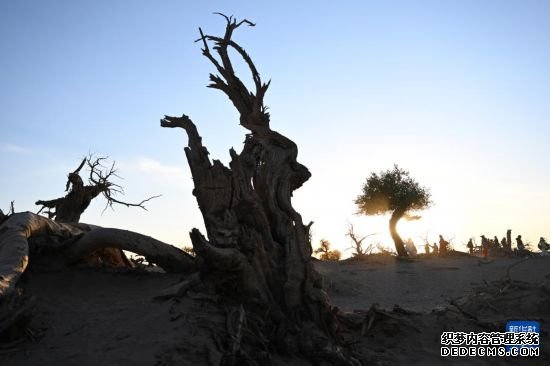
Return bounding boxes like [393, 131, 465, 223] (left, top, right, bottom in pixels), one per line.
[2, 254, 549, 365]
[319, 255, 550, 312]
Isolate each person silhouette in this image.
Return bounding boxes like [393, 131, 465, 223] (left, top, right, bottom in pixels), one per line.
[516, 235, 526, 255]
[538, 237, 549, 256]
[438, 235, 448, 256]
[467, 239, 474, 255]
[481, 235, 489, 258]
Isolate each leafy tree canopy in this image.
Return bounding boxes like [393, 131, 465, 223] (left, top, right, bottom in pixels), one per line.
[355, 164, 432, 216]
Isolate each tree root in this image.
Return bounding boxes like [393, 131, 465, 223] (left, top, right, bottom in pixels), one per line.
[361, 304, 378, 336]
[154, 273, 202, 300]
[222, 304, 247, 366]
[503, 257, 530, 282]
[353, 303, 421, 337]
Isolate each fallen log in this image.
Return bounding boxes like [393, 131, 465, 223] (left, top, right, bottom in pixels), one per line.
[65, 227, 195, 273]
[0, 212, 195, 296]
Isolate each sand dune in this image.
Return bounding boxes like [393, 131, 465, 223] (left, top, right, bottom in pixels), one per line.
[2, 255, 549, 365]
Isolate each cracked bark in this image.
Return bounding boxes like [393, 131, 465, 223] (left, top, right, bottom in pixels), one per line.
[161, 15, 358, 365]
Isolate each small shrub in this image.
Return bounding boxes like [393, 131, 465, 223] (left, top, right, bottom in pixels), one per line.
[314, 239, 341, 261]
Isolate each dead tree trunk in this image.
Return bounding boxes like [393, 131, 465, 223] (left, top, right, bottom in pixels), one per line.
[162, 15, 358, 365]
[0, 211, 195, 342]
[36, 155, 159, 223]
[35, 156, 159, 266]
[0, 212, 195, 296]
[64, 227, 194, 273]
[346, 223, 375, 257]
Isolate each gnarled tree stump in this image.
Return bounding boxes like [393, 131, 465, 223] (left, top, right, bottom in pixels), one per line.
[162, 15, 358, 365]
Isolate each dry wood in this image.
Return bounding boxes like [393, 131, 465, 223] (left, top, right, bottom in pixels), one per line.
[361, 304, 378, 336]
[65, 227, 195, 273]
[36, 155, 159, 223]
[0, 212, 195, 297]
[162, 14, 358, 365]
[0, 211, 89, 295]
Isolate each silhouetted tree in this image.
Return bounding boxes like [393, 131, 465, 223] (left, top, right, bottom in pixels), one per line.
[346, 223, 376, 257]
[314, 239, 342, 261]
[161, 14, 358, 365]
[36, 155, 159, 223]
[355, 165, 431, 256]
[34, 155, 161, 266]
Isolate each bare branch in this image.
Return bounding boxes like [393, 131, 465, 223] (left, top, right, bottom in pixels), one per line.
[346, 223, 377, 256]
[87, 154, 118, 186]
[236, 19, 256, 28]
[193, 15, 270, 132]
[195, 27, 227, 82]
[213, 12, 232, 24]
[72, 157, 87, 175]
[417, 231, 430, 245]
[37, 155, 161, 222]
[102, 193, 162, 213]
[0, 201, 13, 223]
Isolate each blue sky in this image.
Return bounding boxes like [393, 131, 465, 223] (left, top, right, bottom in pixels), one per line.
[1, 1, 549, 253]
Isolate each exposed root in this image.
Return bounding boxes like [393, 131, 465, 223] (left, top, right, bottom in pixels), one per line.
[222, 304, 247, 366]
[361, 304, 378, 336]
[154, 273, 202, 300]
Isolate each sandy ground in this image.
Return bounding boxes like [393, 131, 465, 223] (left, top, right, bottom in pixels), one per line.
[1, 270, 186, 366]
[317, 255, 550, 312]
[2, 255, 549, 365]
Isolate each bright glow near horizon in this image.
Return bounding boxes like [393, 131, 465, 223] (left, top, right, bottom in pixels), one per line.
[1, 1, 549, 257]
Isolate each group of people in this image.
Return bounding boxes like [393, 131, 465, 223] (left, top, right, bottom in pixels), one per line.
[466, 234, 550, 258]
[422, 235, 449, 256]
[466, 235, 503, 258]
[404, 233, 549, 258]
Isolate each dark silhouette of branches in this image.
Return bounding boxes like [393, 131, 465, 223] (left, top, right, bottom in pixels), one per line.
[36, 155, 160, 222]
[346, 223, 377, 257]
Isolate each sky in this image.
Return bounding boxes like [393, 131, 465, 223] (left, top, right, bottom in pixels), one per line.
[1, 0, 549, 255]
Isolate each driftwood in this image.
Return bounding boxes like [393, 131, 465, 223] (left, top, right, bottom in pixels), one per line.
[0, 212, 85, 295]
[0, 212, 195, 296]
[162, 15, 358, 365]
[64, 227, 194, 273]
